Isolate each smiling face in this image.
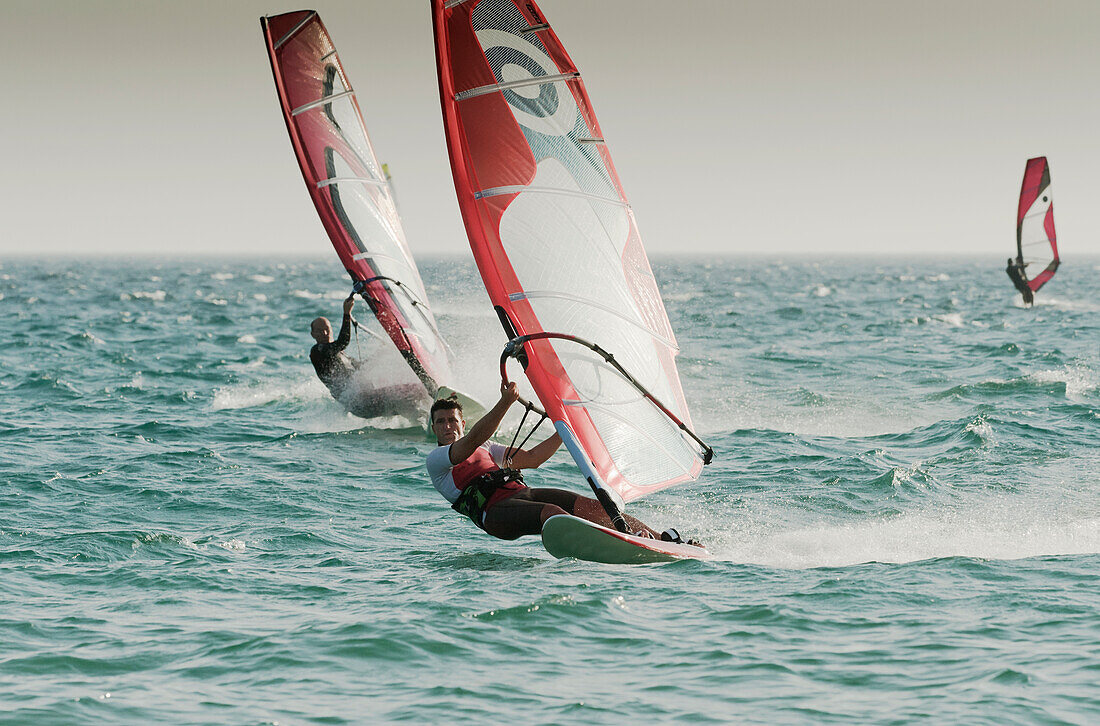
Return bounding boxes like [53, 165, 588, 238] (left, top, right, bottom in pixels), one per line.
[431, 406, 465, 446]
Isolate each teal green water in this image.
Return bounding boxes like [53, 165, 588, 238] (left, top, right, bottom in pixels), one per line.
[2, 256, 1098, 724]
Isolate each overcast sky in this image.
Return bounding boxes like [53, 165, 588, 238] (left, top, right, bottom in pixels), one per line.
[2, 0, 1098, 258]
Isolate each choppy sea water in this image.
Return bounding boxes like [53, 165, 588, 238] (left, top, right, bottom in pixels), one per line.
[1, 256, 1098, 725]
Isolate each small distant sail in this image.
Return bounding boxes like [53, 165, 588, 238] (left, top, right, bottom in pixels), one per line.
[1016, 157, 1059, 294]
[433, 0, 709, 505]
[261, 11, 452, 394]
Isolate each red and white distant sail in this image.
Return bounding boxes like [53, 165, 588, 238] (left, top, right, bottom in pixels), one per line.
[262, 10, 452, 394]
[1016, 157, 1060, 293]
[433, 0, 707, 504]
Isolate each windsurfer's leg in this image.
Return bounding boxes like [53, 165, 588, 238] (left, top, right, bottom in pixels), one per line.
[482, 489, 662, 540]
[524, 488, 579, 513]
[482, 494, 566, 540]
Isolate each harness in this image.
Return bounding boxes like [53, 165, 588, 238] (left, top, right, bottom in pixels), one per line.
[451, 468, 525, 528]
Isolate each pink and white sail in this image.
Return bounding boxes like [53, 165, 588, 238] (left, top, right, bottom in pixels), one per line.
[433, 0, 707, 504]
[1016, 157, 1060, 293]
[262, 10, 452, 394]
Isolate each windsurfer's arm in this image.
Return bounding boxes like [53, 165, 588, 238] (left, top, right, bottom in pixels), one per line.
[507, 432, 562, 470]
[333, 296, 354, 350]
[448, 381, 519, 465]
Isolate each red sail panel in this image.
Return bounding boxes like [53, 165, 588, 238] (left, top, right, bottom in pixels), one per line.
[262, 10, 452, 393]
[1016, 157, 1060, 293]
[434, 0, 705, 503]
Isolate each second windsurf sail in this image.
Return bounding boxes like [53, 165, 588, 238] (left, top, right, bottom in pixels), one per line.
[262, 10, 452, 395]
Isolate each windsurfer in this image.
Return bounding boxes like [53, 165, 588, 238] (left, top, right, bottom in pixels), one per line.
[1005, 258, 1034, 305]
[426, 383, 697, 543]
[309, 295, 427, 417]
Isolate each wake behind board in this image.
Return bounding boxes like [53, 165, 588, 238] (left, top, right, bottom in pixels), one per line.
[436, 386, 487, 424]
[541, 515, 711, 564]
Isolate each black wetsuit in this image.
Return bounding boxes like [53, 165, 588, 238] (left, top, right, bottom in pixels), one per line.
[1005, 258, 1034, 305]
[309, 313, 428, 418]
[310, 312, 356, 400]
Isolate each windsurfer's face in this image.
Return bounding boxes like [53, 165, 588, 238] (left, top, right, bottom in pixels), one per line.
[432, 408, 465, 445]
[311, 317, 332, 343]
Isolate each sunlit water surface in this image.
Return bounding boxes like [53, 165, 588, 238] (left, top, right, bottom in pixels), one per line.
[1, 256, 1098, 724]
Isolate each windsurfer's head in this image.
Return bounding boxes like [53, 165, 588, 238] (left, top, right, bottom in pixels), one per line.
[430, 398, 465, 445]
[311, 316, 333, 343]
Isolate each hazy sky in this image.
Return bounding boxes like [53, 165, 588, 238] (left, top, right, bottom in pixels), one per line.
[2, 0, 1098, 258]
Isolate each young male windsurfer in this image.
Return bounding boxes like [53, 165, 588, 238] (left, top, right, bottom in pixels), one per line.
[309, 295, 427, 417]
[426, 382, 698, 543]
[1005, 257, 1034, 305]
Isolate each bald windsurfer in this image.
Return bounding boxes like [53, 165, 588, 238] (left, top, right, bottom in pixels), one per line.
[1006, 257, 1034, 305]
[310, 295, 427, 418]
[426, 382, 700, 544]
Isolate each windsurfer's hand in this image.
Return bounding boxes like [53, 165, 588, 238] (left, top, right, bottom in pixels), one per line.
[500, 380, 519, 405]
[343, 296, 355, 315]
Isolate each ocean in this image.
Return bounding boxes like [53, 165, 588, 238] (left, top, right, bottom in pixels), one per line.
[1, 256, 1098, 724]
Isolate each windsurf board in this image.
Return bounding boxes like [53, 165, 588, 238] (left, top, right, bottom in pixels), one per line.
[541, 514, 711, 564]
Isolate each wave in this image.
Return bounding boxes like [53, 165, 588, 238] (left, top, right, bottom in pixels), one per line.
[932, 312, 964, 327]
[289, 289, 348, 300]
[695, 385, 943, 439]
[1028, 365, 1098, 399]
[121, 290, 166, 301]
[1029, 297, 1100, 313]
[709, 499, 1100, 568]
[210, 378, 326, 411]
[210, 377, 425, 433]
[932, 364, 1097, 402]
[221, 355, 265, 371]
[13, 374, 83, 398]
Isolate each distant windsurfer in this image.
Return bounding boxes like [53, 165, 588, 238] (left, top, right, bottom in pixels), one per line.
[426, 383, 700, 544]
[310, 295, 428, 417]
[1005, 257, 1034, 305]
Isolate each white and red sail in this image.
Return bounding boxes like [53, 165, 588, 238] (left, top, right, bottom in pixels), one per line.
[433, 0, 706, 503]
[1016, 157, 1060, 293]
[262, 10, 452, 394]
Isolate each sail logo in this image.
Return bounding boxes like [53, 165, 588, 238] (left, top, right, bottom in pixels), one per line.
[474, 27, 579, 137]
[470, 1, 615, 204]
